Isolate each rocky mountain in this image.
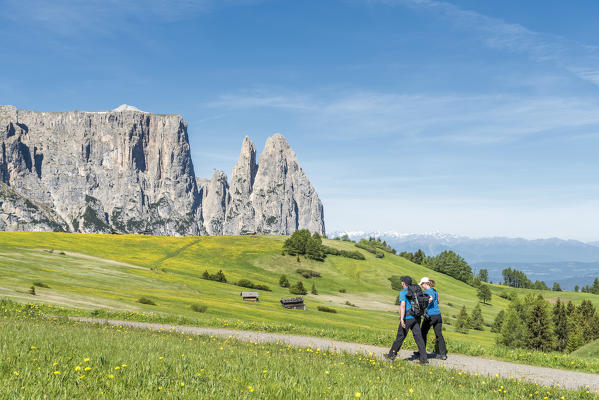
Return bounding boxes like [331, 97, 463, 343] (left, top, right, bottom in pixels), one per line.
[0, 105, 325, 236]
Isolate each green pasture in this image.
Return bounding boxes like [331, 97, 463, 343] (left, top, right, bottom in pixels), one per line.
[2, 231, 599, 372]
[1, 302, 595, 400]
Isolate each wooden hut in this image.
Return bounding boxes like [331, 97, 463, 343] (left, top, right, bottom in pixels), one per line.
[280, 297, 306, 310]
[241, 292, 259, 302]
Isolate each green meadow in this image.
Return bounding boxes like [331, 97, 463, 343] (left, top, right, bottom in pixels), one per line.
[2, 231, 599, 372]
[1, 301, 595, 400]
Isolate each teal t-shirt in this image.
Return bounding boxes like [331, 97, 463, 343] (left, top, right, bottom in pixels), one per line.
[399, 288, 414, 320]
[425, 288, 441, 316]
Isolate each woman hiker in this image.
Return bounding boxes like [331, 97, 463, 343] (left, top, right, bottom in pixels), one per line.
[384, 275, 428, 364]
[419, 277, 447, 360]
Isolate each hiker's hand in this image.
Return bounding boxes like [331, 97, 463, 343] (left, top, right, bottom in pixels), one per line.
[401, 319, 406, 329]
[428, 297, 433, 303]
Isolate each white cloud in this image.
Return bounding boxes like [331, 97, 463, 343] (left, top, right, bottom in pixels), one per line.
[375, 0, 599, 87]
[207, 89, 599, 144]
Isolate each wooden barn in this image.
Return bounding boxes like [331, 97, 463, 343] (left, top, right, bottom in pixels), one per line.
[241, 292, 259, 302]
[280, 297, 306, 310]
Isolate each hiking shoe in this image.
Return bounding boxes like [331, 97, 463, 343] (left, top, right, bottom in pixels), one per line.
[383, 353, 395, 361]
[439, 355, 447, 360]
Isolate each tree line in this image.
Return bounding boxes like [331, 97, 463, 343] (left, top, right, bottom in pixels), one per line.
[493, 294, 599, 353]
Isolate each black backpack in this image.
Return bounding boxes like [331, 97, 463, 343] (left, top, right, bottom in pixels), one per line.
[406, 284, 430, 317]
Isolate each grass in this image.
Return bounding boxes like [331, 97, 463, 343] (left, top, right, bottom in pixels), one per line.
[1, 301, 596, 399]
[2, 232, 599, 373]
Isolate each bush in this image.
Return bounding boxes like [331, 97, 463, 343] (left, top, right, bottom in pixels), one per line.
[137, 297, 156, 306]
[317, 306, 337, 313]
[191, 303, 207, 313]
[339, 288, 346, 293]
[345, 301, 357, 307]
[202, 269, 227, 283]
[236, 279, 271, 291]
[296, 269, 321, 279]
[33, 282, 50, 288]
[29, 286, 36, 295]
[323, 246, 366, 260]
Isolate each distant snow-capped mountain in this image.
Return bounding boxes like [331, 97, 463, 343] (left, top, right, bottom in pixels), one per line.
[329, 231, 599, 289]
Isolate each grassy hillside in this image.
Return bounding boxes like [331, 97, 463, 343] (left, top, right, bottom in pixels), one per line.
[2, 301, 594, 399]
[2, 231, 599, 371]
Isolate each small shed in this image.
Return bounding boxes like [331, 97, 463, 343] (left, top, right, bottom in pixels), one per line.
[280, 297, 306, 310]
[241, 291, 259, 302]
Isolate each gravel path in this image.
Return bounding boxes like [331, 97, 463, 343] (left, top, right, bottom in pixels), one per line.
[70, 317, 599, 391]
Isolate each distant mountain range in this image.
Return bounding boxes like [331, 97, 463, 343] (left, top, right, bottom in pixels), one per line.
[330, 231, 599, 290]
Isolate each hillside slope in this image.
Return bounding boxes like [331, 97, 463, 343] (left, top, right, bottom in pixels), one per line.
[3, 232, 599, 350]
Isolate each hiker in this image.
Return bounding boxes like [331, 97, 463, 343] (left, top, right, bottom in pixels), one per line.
[419, 277, 447, 360]
[384, 275, 428, 364]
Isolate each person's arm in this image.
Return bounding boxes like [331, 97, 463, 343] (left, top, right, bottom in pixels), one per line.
[400, 301, 406, 328]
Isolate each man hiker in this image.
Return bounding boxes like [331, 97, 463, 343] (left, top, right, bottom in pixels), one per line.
[384, 275, 429, 364]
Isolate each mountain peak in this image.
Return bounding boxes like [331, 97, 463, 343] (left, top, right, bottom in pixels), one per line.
[113, 104, 145, 113]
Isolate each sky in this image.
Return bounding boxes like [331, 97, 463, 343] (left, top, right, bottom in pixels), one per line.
[1, 0, 598, 241]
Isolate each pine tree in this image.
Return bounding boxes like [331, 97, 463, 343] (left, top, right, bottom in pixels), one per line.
[566, 324, 585, 352]
[29, 285, 36, 295]
[311, 282, 318, 295]
[552, 282, 562, 292]
[477, 284, 492, 304]
[574, 285, 579, 292]
[455, 306, 469, 334]
[491, 310, 505, 333]
[289, 281, 307, 295]
[553, 298, 569, 352]
[525, 294, 553, 352]
[214, 270, 227, 283]
[566, 300, 576, 315]
[279, 275, 290, 288]
[469, 304, 484, 330]
[497, 308, 526, 348]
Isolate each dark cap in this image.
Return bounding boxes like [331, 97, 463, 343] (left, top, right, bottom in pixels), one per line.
[400, 275, 412, 285]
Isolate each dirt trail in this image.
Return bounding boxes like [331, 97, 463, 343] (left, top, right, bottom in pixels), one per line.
[69, 317, 599, 391]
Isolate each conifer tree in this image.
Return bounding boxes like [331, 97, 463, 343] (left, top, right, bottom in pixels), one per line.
[311, 281, 318, 295]
[279, 274, 290, 288]
[566, 300, 576, 316]
[469, 304, 484, 330]
[553, 298, 569, 352]
[497, 308, 526, 348]
[455, 306, 470, 334]
[566, 324, 585, 352]
[491, 310, 505, 333]
[526, 294, 553, 351]
[289, 281, 307, 295]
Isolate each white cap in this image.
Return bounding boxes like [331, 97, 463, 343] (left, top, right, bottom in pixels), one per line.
[419, 277, 431, 285]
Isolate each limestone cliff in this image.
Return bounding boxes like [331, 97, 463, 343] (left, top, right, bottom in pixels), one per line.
[0, 105, 325, 236]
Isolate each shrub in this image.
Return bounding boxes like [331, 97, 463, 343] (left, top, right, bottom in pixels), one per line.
[323, 246, 366, 260]
[202, 269, 227, 283]
[339, 288, 346, 293]
[296, 268, 321, 279]
[311, 282, 318, 295]
[33, 282, 50, 288]
[236, 279, 271, 291]
[317, 306, 337, 313]
[137, 297, 156, 305]
[191, 303, 207, 313]
[446, 302, 454, 307]
[345, 301, 357, 307]
[29, 286, 36, 295]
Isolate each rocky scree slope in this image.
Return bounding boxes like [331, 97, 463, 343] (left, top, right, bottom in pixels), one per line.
[0, 105, 324, 236]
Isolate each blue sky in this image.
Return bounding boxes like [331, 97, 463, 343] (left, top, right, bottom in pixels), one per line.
[2, 0, 598, 241]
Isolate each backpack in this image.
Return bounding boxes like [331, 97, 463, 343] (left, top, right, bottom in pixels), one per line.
[406, 284, 431, 317]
